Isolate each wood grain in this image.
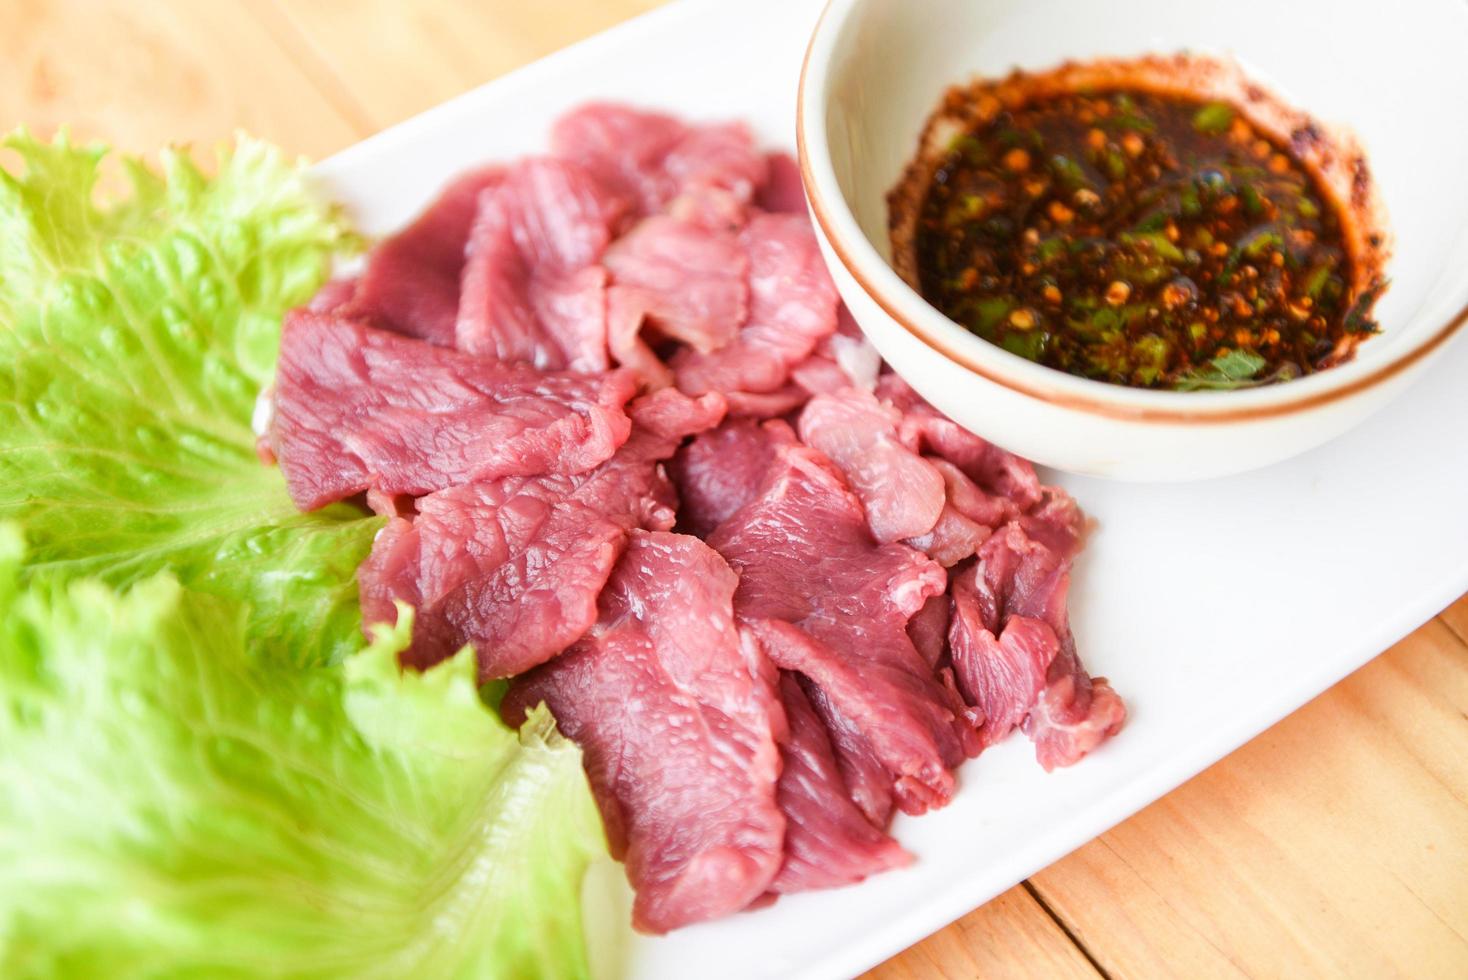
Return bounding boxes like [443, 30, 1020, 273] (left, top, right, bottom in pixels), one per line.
[864, 886, 1101, 980]
[1026, 619, 1468, 979]
[1440, 592, 1468, 647]
[253, 0, 663, 133]
[0, 0, 362, 158]
[3, 3, 1464, 976]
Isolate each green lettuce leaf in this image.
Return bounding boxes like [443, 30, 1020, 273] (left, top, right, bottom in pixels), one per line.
[0, 131, 380, 667]
[0, 532, 607, 979]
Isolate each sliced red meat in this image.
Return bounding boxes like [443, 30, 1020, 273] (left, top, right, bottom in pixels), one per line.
[502, 531, 785, 934]
[358, 388, 724, 678]
[800, 679, 898, 829]
[950, 572, 1053, 751]
[673, 213, 839, 403]
[267, 102, 1125, 933]
[863, 374, 1087, 574]
[906, 458, 1003, 566]
[604, 215, 749, 383]
[787, 357, 848, 400]
[1021, 485, 1087, 560]
[359, 478, 623, 676]
[660, 121, 768, 224]
[790, 307, 882, 397]
[455, 157, 627, 370]
[974, 519, 1122, 767]
[971, 521, 1072, 634]
[723, 386, 811, 419]
[306, 277, 358, 313]
[769, 673, 912, 894]
[551, 103, 766, 225]
[909, 506, 990, 569]
[948, 523, 1125, 768]
[798, 388, 945, 543]
[907, 594, 952, 669]
[756, 152, 808, 215]
[709, 444, 979, 816]
[364, 486, 413, 519]
[334, 166, 504, 346]
[666, 416, 796, 538]
[604, 217, 748, 352]
[550, 103, 685, 210]
[1027, 643, 1127, 772]
[878, 374, 1044, 512]
[877, 377, 1085, 562]
[926, 457, 1019, 531]
[269, 311, 637, 511]
[625, 383, 728, 444]
[605, 288, 675, 388]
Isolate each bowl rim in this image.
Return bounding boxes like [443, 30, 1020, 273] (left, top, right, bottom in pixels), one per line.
[796, 0, 1468, 424]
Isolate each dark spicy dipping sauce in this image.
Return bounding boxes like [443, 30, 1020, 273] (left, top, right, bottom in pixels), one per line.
[903, 77, 1385, 391]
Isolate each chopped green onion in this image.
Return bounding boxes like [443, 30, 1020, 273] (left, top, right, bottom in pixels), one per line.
[1239, 183, 1266, 217]
[1000, 329, 1047, 360]
[1119, 230, 1186, 263]
[1049, 154, 1091, 191]
[970, 296, 1013, 330]
[1104, 113, 1157, 133]
[1301, 262, 1334, 300]
[1343, 282, 1385, 334]
[1035, 236, 1067, 262]
[949, 134, 988, 164]
[1192, 102, 1235, 134]
[1243, 229, 1285, 258]
[1133, 210, 1169, 233]
[1180, 186, 1202, 218]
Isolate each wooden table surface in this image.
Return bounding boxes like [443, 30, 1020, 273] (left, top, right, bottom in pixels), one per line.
[7, 2, 1464, 976]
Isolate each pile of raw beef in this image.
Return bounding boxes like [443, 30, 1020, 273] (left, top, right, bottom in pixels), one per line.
[262, 104, 1125, 934]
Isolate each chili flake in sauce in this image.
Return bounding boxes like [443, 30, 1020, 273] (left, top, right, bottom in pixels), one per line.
[914, 89, 1382, 390]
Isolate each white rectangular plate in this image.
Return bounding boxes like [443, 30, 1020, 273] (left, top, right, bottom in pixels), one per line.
[314, 2, 1468, 976]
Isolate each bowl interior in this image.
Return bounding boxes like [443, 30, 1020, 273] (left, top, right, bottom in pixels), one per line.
[819, 0, 1468, 366]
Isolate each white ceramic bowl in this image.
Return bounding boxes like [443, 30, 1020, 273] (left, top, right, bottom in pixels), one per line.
[798, 0, 1468, 480]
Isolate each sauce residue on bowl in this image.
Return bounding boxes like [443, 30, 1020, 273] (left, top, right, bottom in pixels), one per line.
[889, 55, 1389, 391]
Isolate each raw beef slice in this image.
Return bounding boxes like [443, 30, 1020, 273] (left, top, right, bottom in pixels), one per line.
[800, 678, 902, 829]
[358, 389, 724, 678]
[269, 311, 636, 510]
[672, 212, 839, 404]
[905, 458, 1005, 567]
[666, 416, 797, 538]
[755, 152, 807, 215]
[455, 156, 628, 370]
[604, 214, 749, 384]
[770, 673, 912, 894]
[948, 523, 1125, 768]
[789, 306, 882, 398]
[798, 388, 946, 544]
[503, 531, 785, 934]
[709, 445, 980, 816]
[334, 166, 505, 346]
[550, 103, 767, 225]
[878, 373, 1043, 513]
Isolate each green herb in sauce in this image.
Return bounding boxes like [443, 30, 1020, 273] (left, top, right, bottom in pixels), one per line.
[914, 88, 1383, 390]
[1192, 102, 1235, 135]
[1173, 349, 1268, 390]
